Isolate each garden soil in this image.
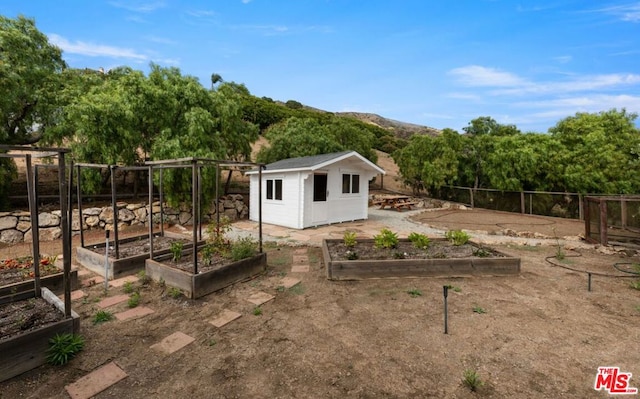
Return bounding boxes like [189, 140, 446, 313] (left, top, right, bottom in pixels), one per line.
[1, 214, 640, 398]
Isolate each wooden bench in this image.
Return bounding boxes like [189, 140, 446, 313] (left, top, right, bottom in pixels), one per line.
[392, 201, 418, 211]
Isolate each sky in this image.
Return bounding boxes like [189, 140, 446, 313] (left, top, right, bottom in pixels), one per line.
[2, 1, 640, 133]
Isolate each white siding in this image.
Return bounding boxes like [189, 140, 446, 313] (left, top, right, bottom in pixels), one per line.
[250, 172, 304, 229]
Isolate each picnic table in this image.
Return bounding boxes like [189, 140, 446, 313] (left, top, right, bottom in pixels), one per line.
[374, 195, 417, 212]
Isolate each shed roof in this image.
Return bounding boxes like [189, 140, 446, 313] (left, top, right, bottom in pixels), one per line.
[246, 151, 385, 175]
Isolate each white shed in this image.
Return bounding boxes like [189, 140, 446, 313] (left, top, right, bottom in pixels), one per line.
[246, 151, 385, 229]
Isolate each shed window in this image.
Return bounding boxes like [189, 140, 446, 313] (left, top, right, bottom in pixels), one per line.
[342, 174, 360, 194]
[266, 179, 282, 200]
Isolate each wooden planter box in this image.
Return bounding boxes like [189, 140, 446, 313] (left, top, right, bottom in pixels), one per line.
[76, 231, 201, 279]
[0, 287, 80, 383]
[145, 252, 267, 299]
[0, 266, 78, 305]
[323, 239, 520, 280]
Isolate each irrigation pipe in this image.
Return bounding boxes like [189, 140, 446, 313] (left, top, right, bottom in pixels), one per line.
[544, 250, 640, 278]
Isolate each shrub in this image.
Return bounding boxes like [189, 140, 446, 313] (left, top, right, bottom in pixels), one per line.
[168, 287, 181, 299]
[46, 333, 85, 365]
[170, 241, 183, 263]
[93, 310, 114, 325]
[408, 232, 430, 249]
[128, 292, 140, 308]
[343, 231, 357, 248]
[374, 228, 399, 249]
[230, 236, 258, 261]
[462, 369, 484, 392]
[445, 230, 470, 246]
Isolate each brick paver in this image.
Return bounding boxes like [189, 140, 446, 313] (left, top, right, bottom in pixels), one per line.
[80, 276, 104, 288]
[246, 291, 275, 306]
[150, 331, 195, 354]
[65, 361, 127, 399]
[109, 275, 138, 288]
[291, 265, 310, 273]
[59, 290, 86, 301]
[280, 277, 301, 289]
[210, 309, 242, 328]
[97, 294, 129, 309]
[115, 306, 155, 321]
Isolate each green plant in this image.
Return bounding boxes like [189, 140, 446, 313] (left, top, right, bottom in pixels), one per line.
[93, 310, 114, 325]
[472, 305, 486, 314]
[128, 292, 140, 308]
[408, 232, 430, 249]
[345, 250, 358, 260]
[122, 281, 135, 294]
[137, 270, 151, 285]
[462, 369, 484, 392]
[445, 230, 470, 246]
[253, 306, 263, 316]
[407, 288, 422, 298]
[168, 287, 182, 299]
[201, 243, 215, 266]
[170, 241, 184, 263]
[275, 285, 285, 292]
[374, 228, 399, 249]
[208, 339, 217, 346]
[445, 284, 462, 293]
[343, 231, 357, 248]
[393, 251, 407, 259]
[230, 236, 258, 261]
[473, 248, 491, 257]
[552, 227, 565, 260]
[46, 333, 85, 366]
[206, 216, 232, 256]
[630, 280, 640, 290]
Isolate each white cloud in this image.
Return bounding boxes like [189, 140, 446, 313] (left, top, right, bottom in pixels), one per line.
[109, 1, 166, 13]
[49, 34, 148, 60]
[448, 65, 526, 87]
[492, 73, 640, 95]
[145, 35, 177, 45]
[592, 3, 640, 22]
[553, 55, 572, 64]
[446, 92, 483, 101]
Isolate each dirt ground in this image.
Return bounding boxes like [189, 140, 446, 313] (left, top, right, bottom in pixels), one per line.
[1, 213, 640, 398]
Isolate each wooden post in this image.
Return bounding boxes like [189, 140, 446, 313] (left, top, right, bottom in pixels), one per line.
[192, 161, 198, 275]
[110, 166, 119, 259]
[58, 151, 71, 318]
[148, 166, 154, 259]
[584, 197, 591, 241]
[600, 199, 608, 246]
[578, 194, 583, 221]
[621, 197, 627, 229]
[77, 165, 85, 248]
[25, 155, 40, 297]
[520, 191, 525, 214]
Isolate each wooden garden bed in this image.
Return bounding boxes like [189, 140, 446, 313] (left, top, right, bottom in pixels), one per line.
[323, 238, 520, 280]
[0, 287, 80, 383]
[145, 251, 267, 299]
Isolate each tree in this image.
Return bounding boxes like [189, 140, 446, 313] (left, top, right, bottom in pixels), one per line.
[0, 15, 66, 145]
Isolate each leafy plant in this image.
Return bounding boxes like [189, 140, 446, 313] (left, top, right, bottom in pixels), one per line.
[473, 248, 491, 257]
[137, 270, 151, 285]
[462, 369, 484, 392]
[93, 310, 114, 325]
[201, 243, 215, 266]
[46, 334, 85, 366]
[343, 231, 357, 248]
[230, 236, 258, 261]
[168, 287, 182, 299]
[128, 292, 140, 308]
[122, 281, 135, 294]
[253, 306, 263, 316]
[407, 288, 422, 298]
[445, 230, 470, 246]
[374, 228, 399, 249]
[445, 284, 462, 293]
[170, 241, 184, 263]
[408, 232, 430, 249]
[206, 216, 232, 257]
[393, 251, 407, 259]
[345, 250, 359, 260]
[630, 280, 640, 291]
[472, 305, 486, 314]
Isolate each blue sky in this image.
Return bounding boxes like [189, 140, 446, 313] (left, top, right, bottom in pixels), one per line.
[3, 1, 640, 133]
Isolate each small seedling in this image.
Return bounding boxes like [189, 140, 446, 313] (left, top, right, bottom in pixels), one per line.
[630, 280, 640, 291]
[46, 333, 85, 366]
[407, 288, 422, 298]
[343, 231, 357, 248]
[208, 339, 217, 347]
[393, 251, 407, 259]
[445, 284, 462, 293]
[122, 281, 135, 294]
[408, 232, 430, 249]
[472, 305, 486, 314]
[168, 287, 182, 299]
[275, 285, 285, 293]
[137, 270, 151, 285]
[253, 306, 263, 316]
[170, 241, 184, 263]
[552, 227, 565, 260]
[462, 369, 484, 392]
[128, 292, 140, 308]
[158, 277, 166, 289]
[93, 310, 114, 325]
[445, 230, 470, 246]
[374, 228, 399, 249]
[473, 248, 491, 257]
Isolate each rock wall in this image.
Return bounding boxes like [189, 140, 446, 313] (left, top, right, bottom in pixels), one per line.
[0, 194, 248, 244]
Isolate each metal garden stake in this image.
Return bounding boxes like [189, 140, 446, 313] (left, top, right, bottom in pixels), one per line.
[443, 285, 449, 334]
[104, 229, 110, 291]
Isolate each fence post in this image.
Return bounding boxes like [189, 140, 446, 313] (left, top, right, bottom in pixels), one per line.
[578, 194, 583, 221]
[600, 200, 608, 246]
[469, 188, 474, 208]
[621, 197, 627, 228]
[520, 191, 525, 214]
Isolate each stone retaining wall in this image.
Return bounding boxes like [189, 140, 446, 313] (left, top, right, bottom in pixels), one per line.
[0, 194, 248, 244]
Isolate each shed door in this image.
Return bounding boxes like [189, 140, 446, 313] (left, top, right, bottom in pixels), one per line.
[312, 173, 328, 223]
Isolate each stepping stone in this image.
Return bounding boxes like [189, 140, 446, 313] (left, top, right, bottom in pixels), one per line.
[291, 265, 310, 273]
[280, 277, 301, 289]
[293, 255, 309, 264]
[150, 331, 195, 354]
[210, 309, 242, 328]
[115, 306, 155, 321]
[246, 291, 275, 306]
[293, 248, 308, 255]
[65, 361, 127, 399]
[81, 276, 104, 288]
[59, 290, 86, 301]
[97, 294, 129, 309]
[109, 275, 138, 288]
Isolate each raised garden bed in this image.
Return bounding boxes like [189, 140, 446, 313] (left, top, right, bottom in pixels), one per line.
[145, 249, 267, 299]
[323, 238, 520, 280]
[0, 287, 80, 382]
[76, 231, 200, 279]
[0, 257, 78, 303]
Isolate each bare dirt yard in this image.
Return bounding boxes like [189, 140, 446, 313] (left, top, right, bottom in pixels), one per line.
[1, 212, 640, 398]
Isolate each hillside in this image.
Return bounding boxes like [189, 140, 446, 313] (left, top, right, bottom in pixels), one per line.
[336, 112, 441, 139]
